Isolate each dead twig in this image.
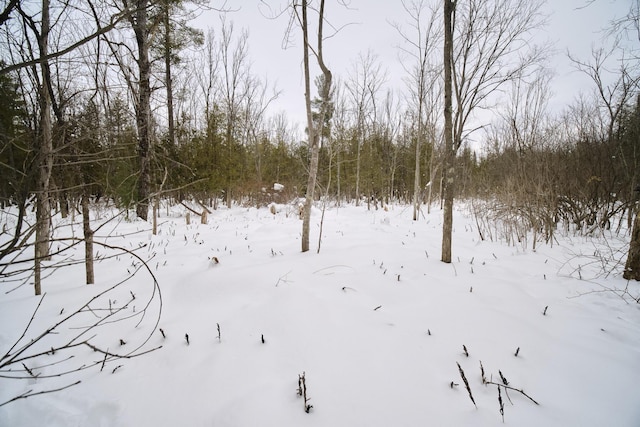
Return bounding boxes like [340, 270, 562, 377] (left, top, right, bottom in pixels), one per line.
[0, 381, 81, 407]
[485, 381, 539, 405]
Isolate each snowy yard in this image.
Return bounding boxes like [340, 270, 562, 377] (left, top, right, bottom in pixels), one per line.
[1, 202, 639, 426]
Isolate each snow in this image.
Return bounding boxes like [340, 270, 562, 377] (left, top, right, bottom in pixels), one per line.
[1, 203, 640, 426]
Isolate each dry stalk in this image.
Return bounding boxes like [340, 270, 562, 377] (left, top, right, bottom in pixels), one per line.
[497, 384, 505, 422]
[457, 362, 476, 408]
[486, 381, 539, 406]
[297, 371, 313, 413]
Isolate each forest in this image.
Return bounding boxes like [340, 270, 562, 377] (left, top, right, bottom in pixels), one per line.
[1, 1, 640, 423]
[0, 0, 639, 285]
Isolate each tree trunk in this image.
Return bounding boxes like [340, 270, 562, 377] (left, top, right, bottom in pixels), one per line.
[355, 121, 362, 206]
[441, 0, 454, 264]
[337, 150, 341, 205]
[152, 197, 158, 235]
[301, 0, 316, 253]
[163, 2, 175, 147]
[59, 190, 69, 219]
[82, 193, 94, 285]
[226, 124, 233, 209]
[134, 0, 151, 221]
[624, 201, 640, 280]
[413, 113, 421, 221]
[34, 0, 53, 295]
[427, 144, 435, 214]
[301, 0, 331, 252]
[317, 151, 332, 253]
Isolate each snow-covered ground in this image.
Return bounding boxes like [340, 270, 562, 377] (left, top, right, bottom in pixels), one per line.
[1, 202, 639, 426]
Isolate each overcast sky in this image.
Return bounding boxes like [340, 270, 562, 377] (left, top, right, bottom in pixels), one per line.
[195, 0, 633, 137]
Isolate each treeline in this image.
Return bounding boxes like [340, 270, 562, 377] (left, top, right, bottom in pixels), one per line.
[2, 61, 637, 229]
[475, 96, 640, 242]
[0, 1, 638, 260]
[3, 63, 637, 229]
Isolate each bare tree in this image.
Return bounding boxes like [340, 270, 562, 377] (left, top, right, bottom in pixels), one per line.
[218, 18, 250, 208]
[590, 3, 640, 279]
[381, 89, 403, 203]
[328, 80, 349, 204]
[293, 0, 332, 253]
[441, 0, 546, 263]
[478, 67, 556, 249]
[499, 68, 552, 154]
[442, 0, 454, 262]
[610, 0, 640, 57]
[33, 0, 54, 295]
[570, 46, 640, 146]
[0, 3, 134, 76]
[243, 75, 279, 187]
[194, 29, 221, 130]
[345, 51, 385, 207]
[130, 0, 153, 221]
[394, 0, 442, 220]
[156, 0, 203, 147]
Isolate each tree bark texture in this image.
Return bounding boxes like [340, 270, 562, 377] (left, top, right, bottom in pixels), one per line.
[163, 1, 175, 147]
[134, 0, 151, 221]
[301, 0, 315, 252]
[413, 110, 421, 221]
[301, 0, 331, 253]
[441, 0, 454, 263]
[624, 202, 640, 280]
[82, 193, 95, 285]
[35, 0, 53, 295]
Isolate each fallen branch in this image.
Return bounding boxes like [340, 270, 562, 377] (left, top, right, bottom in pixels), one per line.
[485, 381, 539, 405]
[180, 201, 204, 217]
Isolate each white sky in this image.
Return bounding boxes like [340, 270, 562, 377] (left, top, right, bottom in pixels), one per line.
[196, 0, 633, 135]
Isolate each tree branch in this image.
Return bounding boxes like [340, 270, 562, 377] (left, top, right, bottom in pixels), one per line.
[0, 381, 81, 408]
